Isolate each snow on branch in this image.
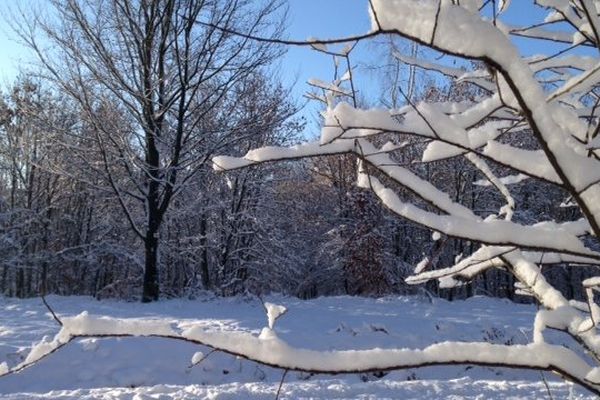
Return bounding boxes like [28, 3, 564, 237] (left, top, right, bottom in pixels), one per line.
[3, 311, 600, 395]
[392, 51, 495, 92]
[371, 0, 600, 232]
[213, 135, 598, 260]
[204, 1, 600, 394]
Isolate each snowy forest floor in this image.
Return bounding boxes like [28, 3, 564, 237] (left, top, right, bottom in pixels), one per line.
[0, 294, 595, 399]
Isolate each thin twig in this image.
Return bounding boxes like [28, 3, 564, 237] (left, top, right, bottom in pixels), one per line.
[41, 295, 63, 327]
[431, 0, 443, 45]
[368, 0, 382, 31]
[397, 86, 441, 139]
[187, 348, 217, 370]
[518, 329, 554, 400]
[540, 370, 556, 400]
[195, 20, 379, 47]
[275, 368, 289, 400]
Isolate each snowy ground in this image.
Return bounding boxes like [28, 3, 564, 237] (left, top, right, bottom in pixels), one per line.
[0, 294, 594, 399]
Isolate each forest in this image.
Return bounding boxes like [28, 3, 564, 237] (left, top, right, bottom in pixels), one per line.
[1, 0, 590, 303]
[2, 0, 600, 398]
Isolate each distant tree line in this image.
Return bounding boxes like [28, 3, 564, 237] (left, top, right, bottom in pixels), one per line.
[1, 76, 592, 302]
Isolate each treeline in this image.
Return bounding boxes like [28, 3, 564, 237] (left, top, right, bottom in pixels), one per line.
[0, 78, 591, 301]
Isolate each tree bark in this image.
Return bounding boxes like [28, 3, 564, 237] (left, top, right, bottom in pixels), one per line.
[142, 234, 160, 302]
[199, 214, 210, 290]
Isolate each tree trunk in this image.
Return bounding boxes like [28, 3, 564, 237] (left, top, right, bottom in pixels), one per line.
[1, 266, 7, 294]
[16, 268, 24, 298]
[142, 234, 160, 302]
[40, 263, 48, 295]
[199, 214, 210, 290]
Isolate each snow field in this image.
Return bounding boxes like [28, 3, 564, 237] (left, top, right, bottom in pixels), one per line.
[0, 295, 596, 398]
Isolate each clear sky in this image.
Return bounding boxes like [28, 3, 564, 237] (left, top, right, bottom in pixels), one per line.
[0, 0, 39, 84]
[0, 1, 562, 83]
[0, 0, 373, 134]
[0, 0, 371, 85]
[0, 1, 574, 134]
[281, 0, 371, 131]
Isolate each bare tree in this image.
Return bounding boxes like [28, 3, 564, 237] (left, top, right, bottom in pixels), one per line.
[13, 0, 286, 301]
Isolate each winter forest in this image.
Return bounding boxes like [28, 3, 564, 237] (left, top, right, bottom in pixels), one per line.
[2, 0, 600, 398]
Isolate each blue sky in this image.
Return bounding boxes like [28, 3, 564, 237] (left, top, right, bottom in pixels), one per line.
[0, 0, 372, 133]
[281, 0, 371, 129]
[0, 0, 38, 84]
[0, 1, 571, 134]
[0, 1, 559, 83]
[0, 1, 370, 84]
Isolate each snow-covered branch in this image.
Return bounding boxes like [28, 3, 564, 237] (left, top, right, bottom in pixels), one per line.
[3, 311, 600, 395]
[206, 0, 600, 393]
